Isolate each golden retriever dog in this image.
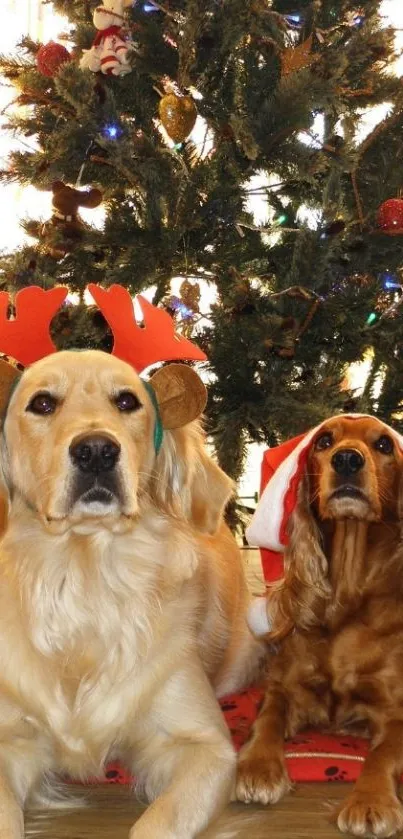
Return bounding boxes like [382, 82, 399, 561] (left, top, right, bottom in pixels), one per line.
[236, 415, 403, 838]
[0, 349, 262, 839]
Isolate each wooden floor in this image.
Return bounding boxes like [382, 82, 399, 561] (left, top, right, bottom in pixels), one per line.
[24, 782, 352, 838]
[21, 551, 369, 837]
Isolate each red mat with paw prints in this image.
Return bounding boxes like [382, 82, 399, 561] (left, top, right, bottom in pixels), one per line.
[78, 687, 368, 785]
[221, 688, 368, 784]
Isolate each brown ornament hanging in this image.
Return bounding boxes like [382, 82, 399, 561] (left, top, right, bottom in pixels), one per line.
[281, 34, 318, 77]
[263, 316, 298, 358]
[263, 289, 321, 358]
[323, 218, 346, 237]
[40, 181, 103, 259]
[159, 93, 197, 143]
[179, 279, 200, 313]
[227, 277, 256, 317]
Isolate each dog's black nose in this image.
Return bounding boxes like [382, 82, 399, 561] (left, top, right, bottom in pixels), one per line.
[331, 448, 364, 476]
[69, 436, 121, 474]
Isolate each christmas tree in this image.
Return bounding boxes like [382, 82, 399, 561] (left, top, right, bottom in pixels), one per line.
[1, 0, 403, 484]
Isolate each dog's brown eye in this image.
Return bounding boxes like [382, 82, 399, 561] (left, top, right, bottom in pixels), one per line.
[374, 435, 394, 455]
[114, 391, 141, 412]
[315, 432, 333, 451]
[27, 392, 57, 415]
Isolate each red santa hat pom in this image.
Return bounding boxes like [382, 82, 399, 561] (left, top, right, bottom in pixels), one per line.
[247, 595, 272, 636]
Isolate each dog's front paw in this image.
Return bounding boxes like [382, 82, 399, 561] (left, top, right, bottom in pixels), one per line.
[235, 755, 291, 805]
[129, 823, 175, 839]
[336, 791, 403, 838]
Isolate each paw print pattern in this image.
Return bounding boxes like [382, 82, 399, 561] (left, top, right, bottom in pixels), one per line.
[341, 741, 361, 751]
[66, 689, 378, 786]
[104, 764, 133, 784]
[220, 689, 263, 750]
[220, 701, 237, 712]
[288, 735, 315, 746]
[324, 766, 349, 782]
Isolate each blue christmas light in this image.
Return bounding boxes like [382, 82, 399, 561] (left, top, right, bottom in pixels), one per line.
[284, 13, 303, 26]
[103, 123, 122, 140]
[142, 2, 158, 10]
[379, 270, 401, 291]
[177, 302, 194, 320]
[169, 296, 194, 320]
[384, 278, 401, 290]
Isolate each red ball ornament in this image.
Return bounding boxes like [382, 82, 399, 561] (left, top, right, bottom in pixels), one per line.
[377, 198, 403, 235]
[36, 42, 71, 78]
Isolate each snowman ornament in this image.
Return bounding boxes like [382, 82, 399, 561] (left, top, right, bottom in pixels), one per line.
[80, 0, 134, 77]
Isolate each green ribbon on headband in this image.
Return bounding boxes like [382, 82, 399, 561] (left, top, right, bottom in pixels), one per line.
[142, 380, 164, 455]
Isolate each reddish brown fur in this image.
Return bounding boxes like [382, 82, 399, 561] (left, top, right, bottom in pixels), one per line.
[236, 417, 403, 838]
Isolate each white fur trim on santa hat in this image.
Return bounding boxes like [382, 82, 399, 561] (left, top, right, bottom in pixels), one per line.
[247, 596, 271, 636]
[246, 414, 403, 552]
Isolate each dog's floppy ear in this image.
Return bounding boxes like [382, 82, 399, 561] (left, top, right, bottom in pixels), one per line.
[153, 424, 234, 535]
[266, 473, 330, 642]
[0, 359, 21, 417]
[0, 359, 21, 539]
[188, 447, 234, 534]
[148, 376, 234, 535]
[149, 364, 233, 534]
[150, 363, 207, 428]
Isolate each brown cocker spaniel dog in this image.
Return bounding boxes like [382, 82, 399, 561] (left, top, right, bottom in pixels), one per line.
[236, 415, 403, 838]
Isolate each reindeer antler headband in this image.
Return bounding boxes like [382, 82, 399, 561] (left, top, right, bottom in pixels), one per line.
[0, 284, 207, 451]
[0, 284, 206, 369]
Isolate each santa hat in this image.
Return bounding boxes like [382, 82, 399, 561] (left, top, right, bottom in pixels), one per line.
[246, 414, 403, 637]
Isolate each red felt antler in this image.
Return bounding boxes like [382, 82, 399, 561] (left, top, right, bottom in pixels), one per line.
[88, 284, 207, 372]
[0, 286, 68, 365]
